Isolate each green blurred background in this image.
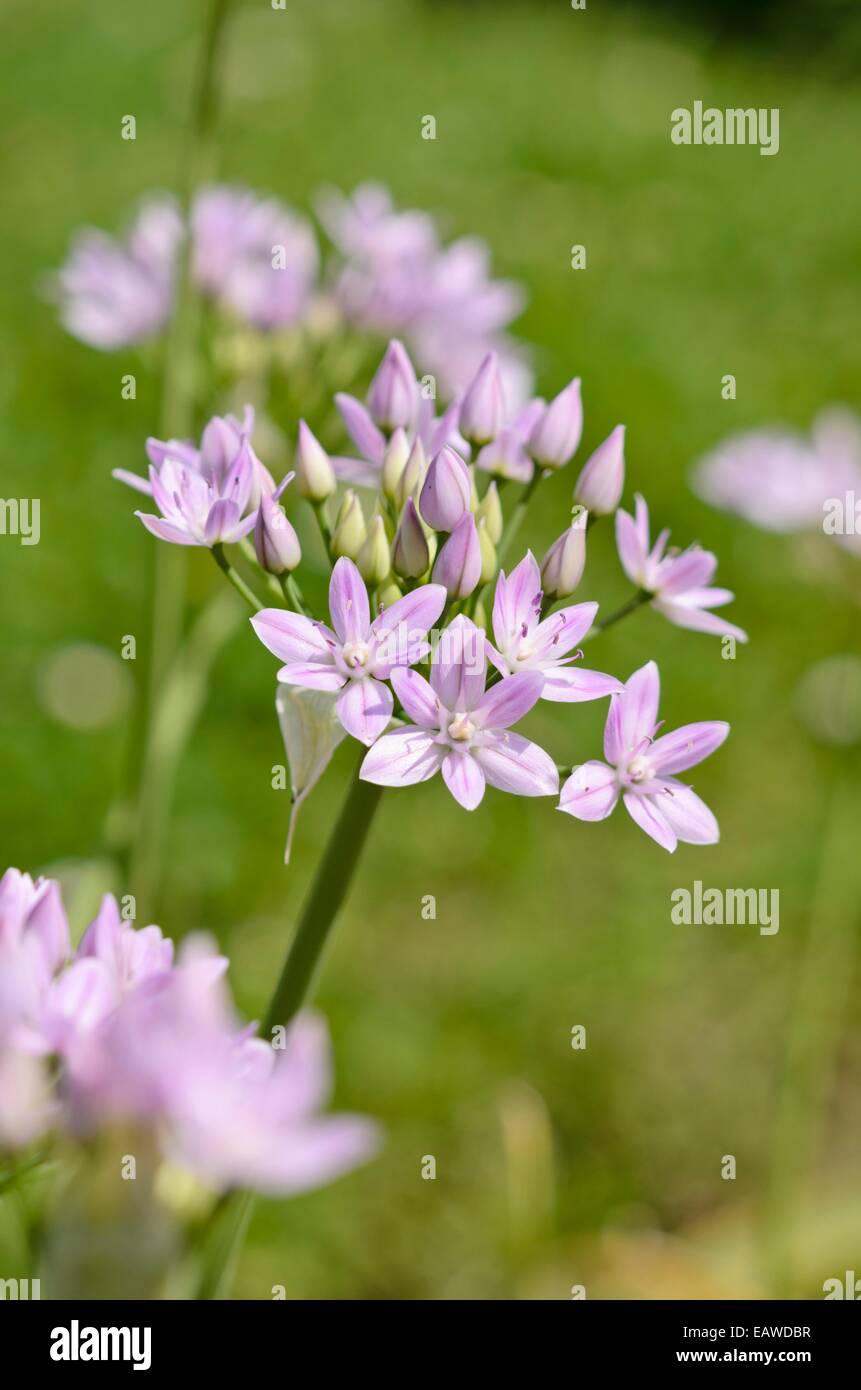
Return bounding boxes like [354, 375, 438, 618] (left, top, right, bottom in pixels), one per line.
[1, 0, 860, 1298]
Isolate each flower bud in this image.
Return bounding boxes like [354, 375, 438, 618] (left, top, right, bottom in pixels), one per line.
[477, 517, 497, 585]
[528, 377, 583, 469]
[367, 339, 418, 432]
[392, 498, 431, 580]
[294, 419, 335, 501]
[458, 351, 506, 446]
[381, 427, 411, 503]
[395, 437, 427, 508]
[475, 480, 503, 544]
[431, 513, 482, 599]
[419, 445, 471, 531]
[331, 489, 366, 560]
[254, 492, 301, 574]
[357, 513, 392, 586]
[472, 595, 488, 630]
[540, 512, 588, 598]
[573, 425, 625, 515]
[468, 465, 480, 512]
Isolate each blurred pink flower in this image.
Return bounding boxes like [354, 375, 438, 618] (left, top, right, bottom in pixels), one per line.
[559, 660, 729, 852]
[693, 407, 861, 555]
[54, 197, 183, 349]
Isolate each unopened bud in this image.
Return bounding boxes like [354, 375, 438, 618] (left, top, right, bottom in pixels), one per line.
[475, 480, 503, 544]
[540, 511, 588, 597]
[294, 419, 335, 501]
[357, 513, 392, 586]
[392, 498, 431, 580]
[382, 427, 411, 503]
[331, 489, 366, 560]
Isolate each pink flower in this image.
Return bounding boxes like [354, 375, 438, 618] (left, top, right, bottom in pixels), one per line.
[192, 185, 318, 329]
[693, 407, 861, 555]
[55, 197, 183, 350]
[251, 558, 447, 745]
[360, 615, 559, 810]
[616, 494, 748, 642]
[559, 660, 729, 852]
[115, 405, 275, 511]
[488, 553, 622, 702]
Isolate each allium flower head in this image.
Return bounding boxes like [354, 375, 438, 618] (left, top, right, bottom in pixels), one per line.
[360, 615, 559, 810]
[251, 557, 446, 745]
[559, 660, 729, 851]
[488, 553, 622, 703]
[616, 494, 748, 641]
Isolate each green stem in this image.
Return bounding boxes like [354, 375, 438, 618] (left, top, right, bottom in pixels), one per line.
[496, 470, 544, 568]
[262, 756, 384, 1035]
[585, 588, 650, 638]
[211, 545, 265, 611]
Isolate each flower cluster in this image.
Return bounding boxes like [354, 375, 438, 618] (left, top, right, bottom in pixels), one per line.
[121, 338, 743, 849]
[54, 182, 525, 397]
[0, 869, 378, 1193]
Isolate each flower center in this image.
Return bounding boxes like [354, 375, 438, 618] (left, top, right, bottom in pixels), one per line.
[626, 754, 653, 784]
[447, 712, 476, 742]
[342, 640, 370, 671]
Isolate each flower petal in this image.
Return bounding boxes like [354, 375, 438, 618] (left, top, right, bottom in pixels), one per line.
[336, 677, 393, 745]
[135, 512, 200, 545]
[559, 761, 619, 820]
[531, 601, 597, 659]
[474, 731, 559, 798]
[329, 557, 371, 645]
[652, 599, 748, 643]
[604, 660, 660, 763]
[360, 726, 443, 787]
[441, 751, 486, 810]
[492, 552, 542, 651]
[623, 790, 677, 851]
[615, 507, 646, 586]
[278, 663, 345, 692]
[655, 782, 720, 844]
[251, 609, 333, 664]
[649, 721, 729, 775]
[541, 666, 624, 702]
[389, 668, 441, 728]
[335, 393, 386, 464]
[473, 671, 545, 729]
[370, 584, 447, 667]
[430, 615, 486, 712]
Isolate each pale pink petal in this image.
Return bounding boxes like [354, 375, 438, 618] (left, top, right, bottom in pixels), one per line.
[655, 782, 719, 844]
[623, 790, 677, 851]
[430, 614, 486, 711]
[330, 455, 382, 488]
[389, 668, 441, 728]
[329, 557, 371, 644]
[112, 467, 153, 496]
[649, 721, 729, 775]
[605, 660, 660, 763]
[278, 663, 345, 691]
[615, 507, 646, 585]
[135, 512, 199, 545]
[474, 731, 559, 797]
[360, 726, 443, 787]
[652, 599, 748, 643]
[251, 609, 333, 664]
[542, 667, 624, 702]
[336, 677, 394, 745]
[369, 584, 447, 668]
[335, 393, 385, 464]
[531, 601, 597, 659]
[655, 547, 717, 596]
[441, 751, 486, 810]
[492, 552, 542, 649]
[559, 761, 619, 820]
[473, 671, 545, 729]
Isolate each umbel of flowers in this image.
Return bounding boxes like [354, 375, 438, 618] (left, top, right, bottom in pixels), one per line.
[119, 337, 744, 844]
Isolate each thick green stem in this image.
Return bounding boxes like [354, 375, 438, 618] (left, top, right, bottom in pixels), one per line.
[262, 758, 384, 1035]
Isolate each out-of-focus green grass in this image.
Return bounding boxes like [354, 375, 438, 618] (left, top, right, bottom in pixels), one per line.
[1, 0, 860, 1298]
